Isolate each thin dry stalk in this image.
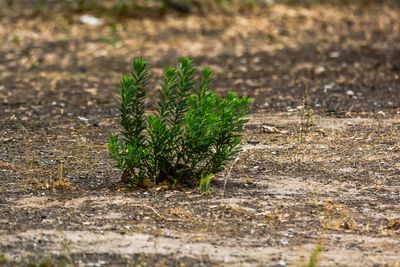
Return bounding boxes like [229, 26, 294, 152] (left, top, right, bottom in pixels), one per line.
[0, 115, 16, 137]
[221, 155, 240, 198]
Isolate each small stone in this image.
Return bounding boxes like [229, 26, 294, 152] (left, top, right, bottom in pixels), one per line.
[80, 15, 103, 26]
[315, 66, 326, 74]
[377, 110, 385, 117]
[329, 51, 340, 58]
[323, 82, 335, 92]
[280, 239, 289, 245]
[262, 125, 279, 133]
[78, 116, 89, 123]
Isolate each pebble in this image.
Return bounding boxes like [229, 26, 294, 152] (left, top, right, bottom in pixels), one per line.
[78, 116, 89, 123]
[280, 239, 289, 245]
[315, 66, 326, 74]
[329, 51, 340, 58]
[323, 82, 335, 92]
[377, 110, 385, 117]
[80, 15, 103, 26]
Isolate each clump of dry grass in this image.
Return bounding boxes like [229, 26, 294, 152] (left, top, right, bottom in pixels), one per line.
[318, 201, 358, 231]
[0, 161, 18, 171]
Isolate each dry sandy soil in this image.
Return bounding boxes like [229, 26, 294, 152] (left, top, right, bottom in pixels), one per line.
[0, 2, 399, 266]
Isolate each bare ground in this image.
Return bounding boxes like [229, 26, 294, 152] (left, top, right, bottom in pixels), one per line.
[1, 115, 399, 266]
[0, 2, 399, 266]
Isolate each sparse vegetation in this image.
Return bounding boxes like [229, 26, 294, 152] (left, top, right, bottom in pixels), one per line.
[109, 57, 251, 187]
[1, 0, 399, 266]
[27, 257, 72, 267]
[299, 86, 316, 142]
[27, 237, 72, 267]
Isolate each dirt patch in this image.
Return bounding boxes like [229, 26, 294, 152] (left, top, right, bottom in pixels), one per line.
[1, 115, 399, 266]
[1, 2, 399, 266]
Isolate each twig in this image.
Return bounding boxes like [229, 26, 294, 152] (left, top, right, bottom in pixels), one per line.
[132, 204, 163, 219]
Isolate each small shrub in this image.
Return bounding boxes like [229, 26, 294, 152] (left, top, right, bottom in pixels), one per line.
[109, 57, 251, 188]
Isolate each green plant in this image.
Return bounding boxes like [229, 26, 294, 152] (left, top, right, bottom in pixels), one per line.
[306, 243, 323, 267]
[101, 23, 121, 47]
[199, 173, 214, 194]
[109, 57, 251, 188]
[299, 86, 316, 142]
[34, 0, 45, 14]
[0, 252, 6, 264]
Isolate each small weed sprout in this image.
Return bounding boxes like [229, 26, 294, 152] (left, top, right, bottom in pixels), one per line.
[50, 161, 71, 189]
[199, 173, 214, 194]
[109, 57, 251, 189]
[0, 252, 5, 264]
[306, 243, 323, 267]
[102, 23, 121, 47]
[299, 86, 316, 142]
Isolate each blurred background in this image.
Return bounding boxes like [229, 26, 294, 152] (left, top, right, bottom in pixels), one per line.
[1, 0, 399, 123]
